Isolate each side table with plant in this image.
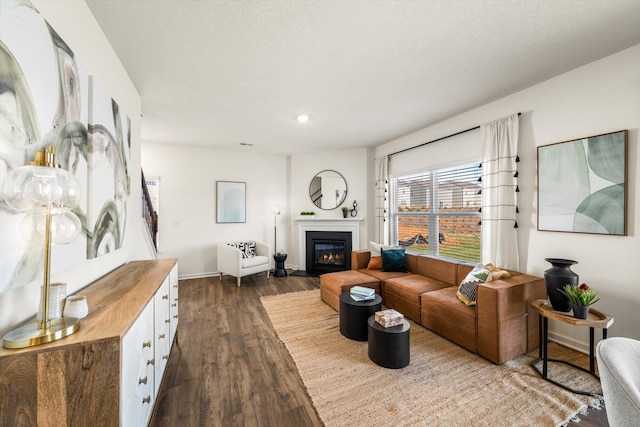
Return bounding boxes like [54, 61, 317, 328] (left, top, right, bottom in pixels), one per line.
[559, 283, 600, 319]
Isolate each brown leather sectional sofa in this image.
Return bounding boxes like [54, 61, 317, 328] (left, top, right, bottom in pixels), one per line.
[347, 249, 546, 364]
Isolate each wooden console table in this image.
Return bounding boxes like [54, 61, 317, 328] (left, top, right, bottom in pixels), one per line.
[530, 299, 613, 397]
[0, 258, 179, 426]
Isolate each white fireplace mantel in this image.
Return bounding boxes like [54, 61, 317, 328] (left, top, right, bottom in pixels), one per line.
[295, 217, 363, 271]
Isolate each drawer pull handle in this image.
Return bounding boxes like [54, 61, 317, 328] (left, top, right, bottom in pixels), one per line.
[173, 285, 178, 288]
[165, 319, 170, 324]
[142, 341, 151, 348]
[163, 355, 169, 360]
[147, 359, 155, 366]
[172, 303, 177, 307]
[162, 294, 169, 300]
[158, 333, 165, 339]
[139, 376, 148, 385]
[142, 396, 151, 404]
[173, 315, 178, 319]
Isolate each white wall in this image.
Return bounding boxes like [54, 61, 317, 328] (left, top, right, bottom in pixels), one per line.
[289, 148, 372, 268]
[141, 142, 288, 278]
[376, 44, 640, 352]
[1, 1, 146, 336]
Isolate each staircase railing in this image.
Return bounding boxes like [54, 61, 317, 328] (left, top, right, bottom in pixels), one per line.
[141, 169, 158, 251]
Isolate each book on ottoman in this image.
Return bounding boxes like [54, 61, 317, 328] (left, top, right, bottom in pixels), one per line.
[375, 309, 404, 328]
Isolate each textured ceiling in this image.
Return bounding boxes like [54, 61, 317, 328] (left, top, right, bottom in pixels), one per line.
[86, 0, 640, 155]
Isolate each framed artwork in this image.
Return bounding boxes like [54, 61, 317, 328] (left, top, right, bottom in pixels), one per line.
[537, 130, 628, 235]
[217, 181, 246, 223]
[87, 77, 132, 258]
[0, 1, 89, 293]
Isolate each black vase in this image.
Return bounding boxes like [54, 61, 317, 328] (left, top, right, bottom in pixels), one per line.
[544, 258, 578, 312]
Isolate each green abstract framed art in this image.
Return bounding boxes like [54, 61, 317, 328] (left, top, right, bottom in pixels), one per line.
[537, 130, 628, 235]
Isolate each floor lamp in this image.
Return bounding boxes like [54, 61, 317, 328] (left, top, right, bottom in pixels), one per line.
[272, 206, 281, 256]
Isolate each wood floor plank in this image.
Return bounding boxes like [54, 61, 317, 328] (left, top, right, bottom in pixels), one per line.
[149, 271, 607, 427]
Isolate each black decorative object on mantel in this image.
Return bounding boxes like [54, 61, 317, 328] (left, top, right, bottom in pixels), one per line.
[349, 200, 358, 217]
[543, 258, 579, 312]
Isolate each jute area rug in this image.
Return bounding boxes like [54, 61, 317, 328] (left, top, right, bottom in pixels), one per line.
[261, 289, 603, 427]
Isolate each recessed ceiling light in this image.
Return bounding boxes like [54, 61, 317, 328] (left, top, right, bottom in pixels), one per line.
[297, 114, 309, 123]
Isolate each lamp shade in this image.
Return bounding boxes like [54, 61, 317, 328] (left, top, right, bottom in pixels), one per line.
[2, 165, 82, 212]
[19, 211, 82, 244]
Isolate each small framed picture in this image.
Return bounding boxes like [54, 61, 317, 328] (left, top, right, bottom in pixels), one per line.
[216, 181, 246, 223]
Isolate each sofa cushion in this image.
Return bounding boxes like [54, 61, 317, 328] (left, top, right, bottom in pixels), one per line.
[421, 286, 477, 352]
[357, 269, 411, 281]
[457, 264, 491, 306]
[228, 241, 256, 258]
[415, 256, 457, 285]
[320, 270, 381, 311]
[242, 255, 268, 268]
[384, 274, 451, 304]
[381, 248, 407, 272]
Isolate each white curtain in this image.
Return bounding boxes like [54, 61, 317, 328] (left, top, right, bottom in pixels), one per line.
[374, 155, 389, 245]
[481, 114, 520, 270]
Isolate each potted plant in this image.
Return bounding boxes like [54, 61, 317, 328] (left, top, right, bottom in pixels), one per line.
[300, 211, 315, 218]
[559, 283, 600, 319]
[341, 206, 349, 218]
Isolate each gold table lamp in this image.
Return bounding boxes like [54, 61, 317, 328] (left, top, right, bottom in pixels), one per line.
[2, 146, 82, 348]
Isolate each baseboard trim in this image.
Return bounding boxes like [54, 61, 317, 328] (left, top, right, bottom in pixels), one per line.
[547, 330, 590, 355]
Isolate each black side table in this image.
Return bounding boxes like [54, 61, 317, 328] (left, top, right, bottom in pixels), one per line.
[339, 292, 382, 341]
[530, 299, 614, 397]
[368, 316, 410, 369]
[273, 253, 288, 277]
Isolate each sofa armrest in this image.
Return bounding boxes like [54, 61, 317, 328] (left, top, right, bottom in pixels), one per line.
[476, 274, 546, 364]
[217, 243, 243, 276]
[255, 242, 271, 258]
[352, 250, 371, 270]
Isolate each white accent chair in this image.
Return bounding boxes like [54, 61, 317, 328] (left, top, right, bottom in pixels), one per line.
[596, 337, 640, 427]
[217, 242, 271, 287]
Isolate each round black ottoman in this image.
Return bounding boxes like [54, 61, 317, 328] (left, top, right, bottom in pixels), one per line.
[339, 292, 382, 341]
[367, 316, 410, 368]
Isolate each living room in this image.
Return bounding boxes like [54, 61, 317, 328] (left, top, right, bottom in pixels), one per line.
[0, 0, 639, 425]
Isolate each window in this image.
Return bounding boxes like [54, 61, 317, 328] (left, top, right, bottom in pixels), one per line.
[390, 162, 481, 263]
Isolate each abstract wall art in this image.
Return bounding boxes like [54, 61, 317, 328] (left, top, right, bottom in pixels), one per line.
[87, 78, 131, 258]
[537, 130, 628, 235]
[0, 0, 89, 292]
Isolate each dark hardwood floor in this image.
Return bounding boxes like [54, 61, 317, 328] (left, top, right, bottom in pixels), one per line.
[150, 271, 608, 426]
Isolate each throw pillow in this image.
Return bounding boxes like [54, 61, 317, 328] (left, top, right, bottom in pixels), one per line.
[228, 241, 256, 258]
[484, 263, 511, 280]
[367, 256, 382, 270]
[369, 241, 384, 257]
[369, 241, 400, 257]
[381, 248, 407, 272]
[457, 264, 492, 306]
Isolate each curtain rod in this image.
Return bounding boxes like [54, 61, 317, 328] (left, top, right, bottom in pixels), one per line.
[388, 112, 521, 158]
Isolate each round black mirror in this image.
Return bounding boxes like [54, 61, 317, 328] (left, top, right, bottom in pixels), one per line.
[309, 170, 347, 210]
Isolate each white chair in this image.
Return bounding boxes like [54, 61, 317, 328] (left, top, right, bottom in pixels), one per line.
[596, 337, 640, 427]
[217, 241, 271, 287]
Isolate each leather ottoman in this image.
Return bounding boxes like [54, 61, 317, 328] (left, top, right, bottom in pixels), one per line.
[320, 270, 381, 311]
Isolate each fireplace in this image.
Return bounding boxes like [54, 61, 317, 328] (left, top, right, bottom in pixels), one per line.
[306, 231, 352, 274]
